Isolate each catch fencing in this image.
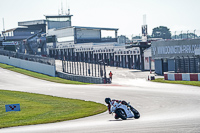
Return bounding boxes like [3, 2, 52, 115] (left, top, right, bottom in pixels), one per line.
[61, 59, 107, 78]
[61, 59, 109, 83]
[175, 56, 200, 73]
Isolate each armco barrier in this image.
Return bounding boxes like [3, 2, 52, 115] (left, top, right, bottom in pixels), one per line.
[57, 71, 103, 84]
[164, 73, 200, 81]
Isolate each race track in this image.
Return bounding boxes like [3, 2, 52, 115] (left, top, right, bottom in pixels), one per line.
[1, 67, 200, 133]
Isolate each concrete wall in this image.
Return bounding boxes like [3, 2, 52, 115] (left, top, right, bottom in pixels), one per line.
[0, 55, 56, 77]
[57, 71, 103, 84]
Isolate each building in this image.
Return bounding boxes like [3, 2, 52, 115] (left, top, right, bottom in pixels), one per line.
[1, 11, 150, 71]
[151, 39, 200, 75]
[143, 47, 155, 71]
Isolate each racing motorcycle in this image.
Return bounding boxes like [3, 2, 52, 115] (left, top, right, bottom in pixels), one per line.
[108, 100, 140, 120]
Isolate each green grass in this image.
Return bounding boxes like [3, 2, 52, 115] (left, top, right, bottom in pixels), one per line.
[152, 78, 200, 87]
[0, 90, 107, 128]
[0, 63, 91, 85]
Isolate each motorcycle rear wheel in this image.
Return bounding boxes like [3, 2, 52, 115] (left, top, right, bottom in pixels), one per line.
[115, 109, 127, 120]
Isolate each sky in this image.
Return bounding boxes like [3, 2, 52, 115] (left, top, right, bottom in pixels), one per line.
[0, 0, 200, 38]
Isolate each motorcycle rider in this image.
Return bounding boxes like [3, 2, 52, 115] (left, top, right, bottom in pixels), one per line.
[105, 98, 128, 119]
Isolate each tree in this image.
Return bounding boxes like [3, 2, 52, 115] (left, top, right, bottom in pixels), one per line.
[171, 33, 198, 39]
[152, 26, 171, 39]
[132, 36, 141, 39]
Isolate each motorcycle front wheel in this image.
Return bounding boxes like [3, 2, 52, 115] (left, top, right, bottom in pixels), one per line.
[131, 107, 140, 119]
[115, 109, 127, 120]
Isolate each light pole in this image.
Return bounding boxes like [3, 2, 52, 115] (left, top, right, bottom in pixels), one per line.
[181, 31, 183, 39]
[175, 31, 176, 39]
[99, 60, 103, 77]
[194, 29, 196, 39]
[187, 30, 189, 39]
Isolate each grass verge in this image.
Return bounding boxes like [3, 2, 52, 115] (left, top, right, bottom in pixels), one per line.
[0, 63, 91, 85]
[152, 78, 200, 87]
[0, 90, 107, 128]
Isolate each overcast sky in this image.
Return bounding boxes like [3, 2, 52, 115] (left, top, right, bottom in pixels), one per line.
[0, 0, 200, 38]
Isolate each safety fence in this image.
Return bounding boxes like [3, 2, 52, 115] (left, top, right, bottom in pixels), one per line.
[0, 49, 55, 66]
[175, 56, 200, 73]
[61, 59, 107, 78]
[61, 59, 110, 83]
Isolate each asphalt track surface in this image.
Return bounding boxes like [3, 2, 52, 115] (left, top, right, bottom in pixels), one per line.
[1, 67, 200, 133]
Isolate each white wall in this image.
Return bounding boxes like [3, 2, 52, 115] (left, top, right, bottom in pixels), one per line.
[0, 55, 56, 77]
[144, 47, 155, 71]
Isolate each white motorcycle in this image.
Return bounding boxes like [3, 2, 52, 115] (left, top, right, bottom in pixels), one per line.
[109, 100, 140, 120]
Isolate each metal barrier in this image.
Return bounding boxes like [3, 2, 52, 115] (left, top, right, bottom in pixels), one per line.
[61, 59, 106, 78]
[0, 50, 55, 66]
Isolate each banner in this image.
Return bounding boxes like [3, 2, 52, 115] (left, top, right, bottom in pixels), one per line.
[2, 41, 18, 45]
[5, 104, 21, 112]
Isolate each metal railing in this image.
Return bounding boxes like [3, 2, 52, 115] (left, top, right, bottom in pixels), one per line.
[61, 59, 106, 78]
[0, 49, 55, 66]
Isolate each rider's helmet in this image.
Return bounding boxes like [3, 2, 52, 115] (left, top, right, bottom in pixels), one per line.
[105, 98, 111, 104]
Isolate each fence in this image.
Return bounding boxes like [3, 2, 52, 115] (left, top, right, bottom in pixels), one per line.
[171, 30, 200, 39]
[61, 58, 107, 78]
[57, 71, 103, 84]
[0, 49, 55, 66]
[175, 56, 200, 73]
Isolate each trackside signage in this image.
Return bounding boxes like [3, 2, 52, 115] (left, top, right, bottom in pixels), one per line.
[153, 44, 200, 55]
[2, 41, 19, 45]
[5, 104, 21, 112]
[151, 39, 200, 59]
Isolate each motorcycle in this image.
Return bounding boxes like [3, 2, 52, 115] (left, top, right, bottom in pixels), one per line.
[109, 100, 140, 120]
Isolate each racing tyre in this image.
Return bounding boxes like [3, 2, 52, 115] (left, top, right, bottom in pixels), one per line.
[115, 109, 127, 120]
[131, 107, 140, 119]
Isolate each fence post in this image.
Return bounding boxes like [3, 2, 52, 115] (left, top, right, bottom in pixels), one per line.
[83, 62, 84, 76]
[92, 60, 93, 76]
[182, 56, 185, 73]
[72, 53, 74, 74]
[77, 61, 79, 75]
[74, 61, 76, 75]
[80, 61, 82, 75]
[198, 57, 200, 73]
[188, 56, 190, 73]
[194, 56, 196, 73]
[67, 50, 69, 73]
[95, 61, 96, 77]
[98, 62, 100, 77]
[86, 62, 87, 76]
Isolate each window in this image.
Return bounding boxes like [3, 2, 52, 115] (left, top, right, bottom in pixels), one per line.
[47, 17, 71, 22]
[57, 36, 74, 42]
